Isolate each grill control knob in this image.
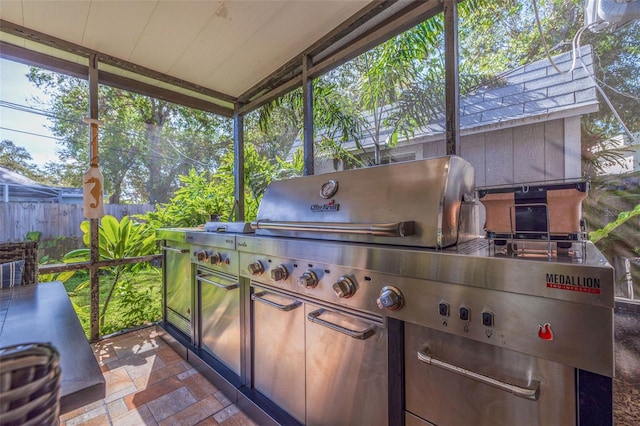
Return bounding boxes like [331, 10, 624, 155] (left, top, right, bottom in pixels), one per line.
[247, 261, 264, 276]
[298, 270, 319, 289]
[209, 252, 223, 265]
[333, 276, 356, 298]
[376, 286, 404, 311]
[271, 264, 289, 281]
[196, 250, 213, 262]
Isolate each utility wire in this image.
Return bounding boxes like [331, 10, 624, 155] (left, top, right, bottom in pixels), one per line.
[1, 100, 220, 166]
[0, 125, 213, 168]
[0, 126, 65, 141]
[0, 100, 57, 118]
[532, 0, 638, 145]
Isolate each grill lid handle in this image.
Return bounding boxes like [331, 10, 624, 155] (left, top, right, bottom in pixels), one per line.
[251, 220, 415, 237]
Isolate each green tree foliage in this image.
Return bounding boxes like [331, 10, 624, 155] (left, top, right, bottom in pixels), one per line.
[258, 0, 499, 168]
[0, 139, 46, 181]
[460, 0, 639, 143]
[26, 69, 234, 204]
[141, 143, 303, 228]
[256, 0, 637, 173]
[590, 204, 640, 245]
[581, 123, 632, 178]
[459, 0, 639, 259]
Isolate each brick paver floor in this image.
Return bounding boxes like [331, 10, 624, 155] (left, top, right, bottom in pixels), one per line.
[60, 326, 257, 426]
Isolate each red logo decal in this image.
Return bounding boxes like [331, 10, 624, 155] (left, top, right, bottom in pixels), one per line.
[538, 323, 554, 341]
[546, 282, 601, 294]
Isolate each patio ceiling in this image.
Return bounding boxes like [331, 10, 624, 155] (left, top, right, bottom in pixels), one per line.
[0, 0, 443, 116]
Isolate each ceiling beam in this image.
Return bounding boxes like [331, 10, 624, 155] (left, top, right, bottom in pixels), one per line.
[0, 19, 236, 105]
[237, 75, 301, 116]
[0, 41, 234, 117]
[239, 0, 442, 113]
[0, 41, 87, 80]
[309, 0, 442, 79]
[2, 0, 444, 117]
[238, 0, 399, 104]
[99, 72, 234, 117]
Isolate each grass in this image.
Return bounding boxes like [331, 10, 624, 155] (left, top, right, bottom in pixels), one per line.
[43, 265, 162, 339]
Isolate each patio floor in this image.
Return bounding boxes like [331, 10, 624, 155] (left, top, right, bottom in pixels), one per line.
[59, 326, 257, 426]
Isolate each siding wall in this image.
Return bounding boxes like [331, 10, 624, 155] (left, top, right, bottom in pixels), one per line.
[421, 118, 579, 186]
[314, 118, 582, 185]
[0, 203, 155, 243]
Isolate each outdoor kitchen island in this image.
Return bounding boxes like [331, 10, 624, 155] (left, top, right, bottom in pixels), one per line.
[158, 156, 615, 426]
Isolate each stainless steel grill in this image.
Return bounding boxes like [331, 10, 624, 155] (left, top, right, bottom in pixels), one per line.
[238, 155, 614, 425]
[160, 155, 615, 426]
[252, 155, 476, 248]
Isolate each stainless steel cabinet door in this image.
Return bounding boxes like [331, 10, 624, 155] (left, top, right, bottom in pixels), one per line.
[404, 323, 575, 426]
[163, 242, 192, 335]
[305, 304, 388, 426]
[199, 270, 241, 376]
[251, 287, 305, 424]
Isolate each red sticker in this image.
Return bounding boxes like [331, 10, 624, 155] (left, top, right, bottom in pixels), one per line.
[538, 323, 554, 340]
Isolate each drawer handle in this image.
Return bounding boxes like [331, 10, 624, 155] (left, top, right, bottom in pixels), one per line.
[251, 291, 300, 311]
[162, 246, 189, 253]
[417, 348, 540, 401]
[197, 275, 239, 290]
[307, 309, 375, 340]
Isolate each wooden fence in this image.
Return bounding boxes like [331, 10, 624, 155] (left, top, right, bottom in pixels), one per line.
[0, 203, 155, 243]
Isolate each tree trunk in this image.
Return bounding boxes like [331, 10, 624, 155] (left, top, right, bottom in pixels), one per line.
[144, 100, 168, 204]
[145, 122, 163, 203]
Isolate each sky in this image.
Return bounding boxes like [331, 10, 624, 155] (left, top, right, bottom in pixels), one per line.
[0, 58, 58, 167]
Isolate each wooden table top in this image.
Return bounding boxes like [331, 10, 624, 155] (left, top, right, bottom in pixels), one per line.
[0, 281, 105, 414]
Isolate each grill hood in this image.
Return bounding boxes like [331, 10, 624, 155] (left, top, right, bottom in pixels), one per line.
[252, 155, 476, 248]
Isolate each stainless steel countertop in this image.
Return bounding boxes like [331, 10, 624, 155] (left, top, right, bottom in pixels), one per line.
[0, 281, 105, 414]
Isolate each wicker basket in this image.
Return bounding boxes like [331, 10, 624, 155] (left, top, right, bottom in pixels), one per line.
[0, 343, 61, 426]
[0, 242, 39, 285]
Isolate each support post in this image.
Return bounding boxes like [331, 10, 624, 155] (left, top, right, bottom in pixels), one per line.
[88, 53, 100, 342]
[233, 111, 245, 222]
[444, 0, 460, 156]
[302, 54, 314, 176]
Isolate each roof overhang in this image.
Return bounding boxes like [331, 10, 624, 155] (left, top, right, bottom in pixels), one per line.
[0, 0, 443, 117]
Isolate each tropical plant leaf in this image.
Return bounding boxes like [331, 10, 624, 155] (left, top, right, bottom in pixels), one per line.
[589, 204, 640, 244]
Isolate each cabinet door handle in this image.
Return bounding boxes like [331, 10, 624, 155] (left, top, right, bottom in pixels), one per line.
[417, 348, 540, 400]
[197, 274, 239, 290]
[162, 246, 189, 254]
[251, 291, 300, 311]
[307, 309, 376, 340]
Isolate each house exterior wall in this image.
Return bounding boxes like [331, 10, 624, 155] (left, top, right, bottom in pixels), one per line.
[314, 117, 583, 187]
[436, 117, 580, 187]
[316, 117, 581, 186]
